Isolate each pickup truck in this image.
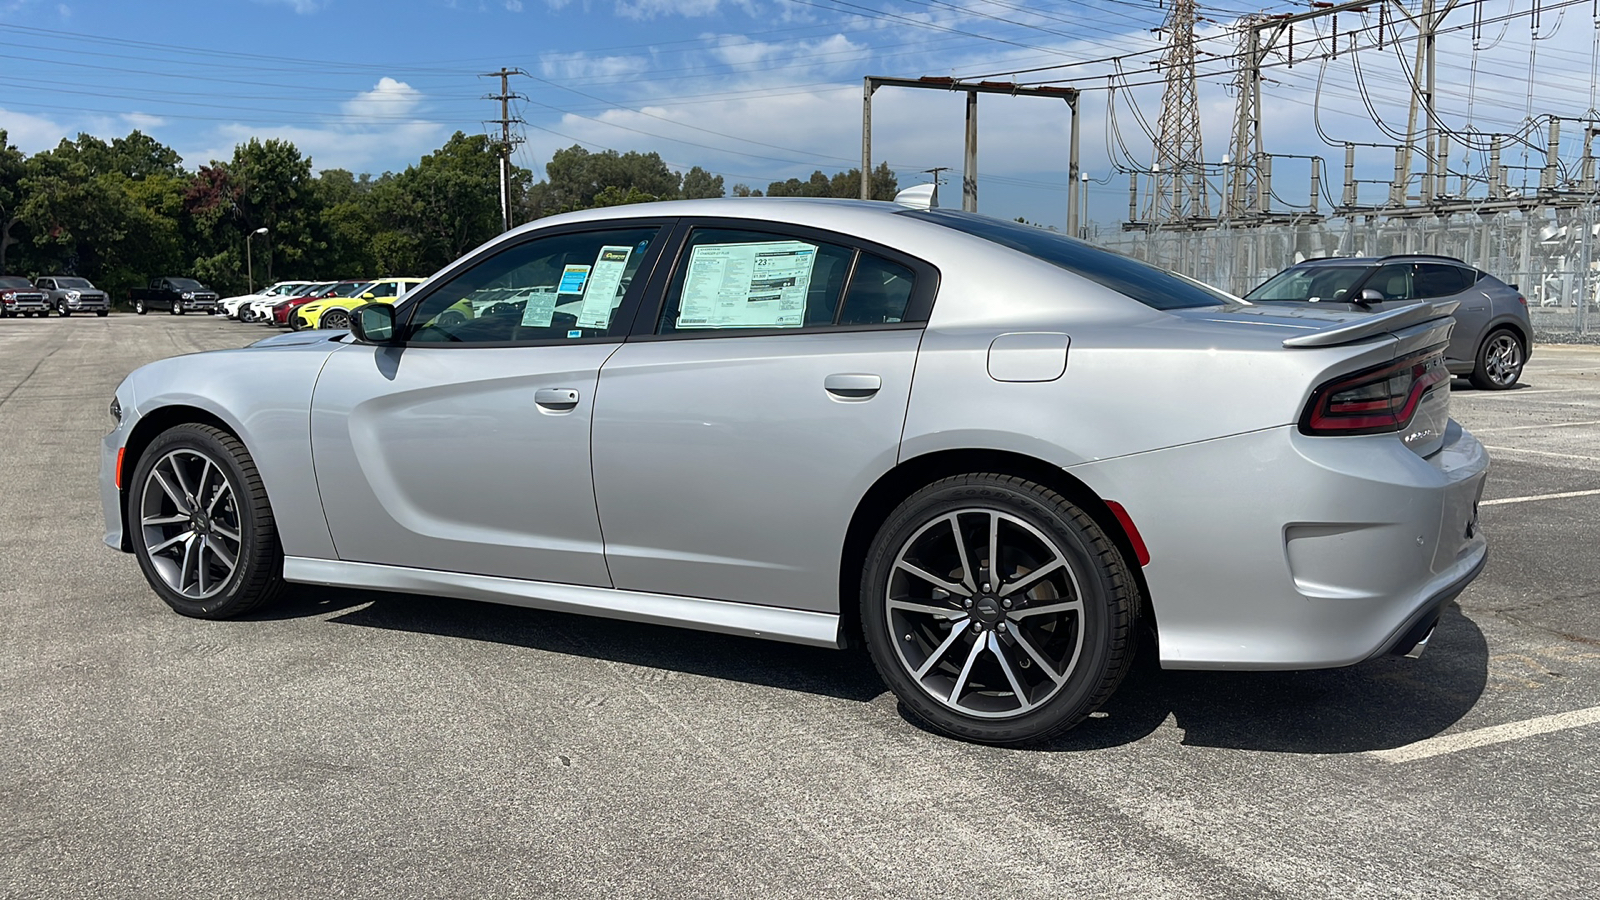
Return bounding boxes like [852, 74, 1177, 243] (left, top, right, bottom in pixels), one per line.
[34, 275, 110, 316]
[0, 275, 51, 317]
[130, 277, 219, 315]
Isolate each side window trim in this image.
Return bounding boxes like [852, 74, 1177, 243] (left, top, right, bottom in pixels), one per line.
[389, 217, 678, 348]
[624, 216, 940, 341]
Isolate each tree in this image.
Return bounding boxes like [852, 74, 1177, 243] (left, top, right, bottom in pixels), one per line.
[763, 164, 897, 201]
[679, 166, 724, 200]
[0, 130, 25, 274]
[386, 131, 507, 271]
[535, 145, 682, 215]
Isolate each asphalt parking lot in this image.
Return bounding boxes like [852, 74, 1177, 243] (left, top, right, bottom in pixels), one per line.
[1, 314, 1596, 899]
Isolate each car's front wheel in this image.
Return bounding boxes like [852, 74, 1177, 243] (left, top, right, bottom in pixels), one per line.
[57, 302, 70, 317]
[320, 309, 350, 330]
[134, 300, 146, 315]
[1470, 328, 1525, 390]
[861, 474, 1138, 746]
[127, 424, 284, 618]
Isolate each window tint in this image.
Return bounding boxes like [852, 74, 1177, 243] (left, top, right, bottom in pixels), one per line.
[1413, 263, 1471, 299]
[1246, 265, 1371, 302]
[0, 276, 31, 289]
[406, 226, 658, 344]
[839, 253, 915, 324]
[656, 228, 854, 334]
[1368, 264, 1412, 301]
[910, 208, 1234, 310]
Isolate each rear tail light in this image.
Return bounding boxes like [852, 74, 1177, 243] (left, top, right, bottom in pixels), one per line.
[1300, 347, 1449, 435]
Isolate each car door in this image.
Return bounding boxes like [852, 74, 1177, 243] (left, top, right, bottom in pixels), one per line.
[309, 222, 669, 586]
[591, 222, 937, 613]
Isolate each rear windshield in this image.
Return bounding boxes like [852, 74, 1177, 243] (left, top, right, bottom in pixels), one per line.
[908, 209, 1235, 310]
[1246, 265, 1373, 302]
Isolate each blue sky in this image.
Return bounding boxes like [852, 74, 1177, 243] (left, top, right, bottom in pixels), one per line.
[1, 1, 1596, 228]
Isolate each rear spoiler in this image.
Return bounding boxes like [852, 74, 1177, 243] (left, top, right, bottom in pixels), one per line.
[1281, 299, 1459, 348]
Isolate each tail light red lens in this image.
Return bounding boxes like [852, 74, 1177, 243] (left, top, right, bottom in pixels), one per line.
[1300, 348, 1450, 435]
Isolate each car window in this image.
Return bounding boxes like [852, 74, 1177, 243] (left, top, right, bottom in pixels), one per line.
[0, 276, 31, 289]
[655, 227, 856, 334]
[838, 253, 915, 325]
[1367, 264, 1412, 301]
[1246, 265, 1371, 303]
[36, 279, 53, 289]
[406, 226, 659, 344]
[1413, 263, 1471, 299]
[909, 208, 1234, 310]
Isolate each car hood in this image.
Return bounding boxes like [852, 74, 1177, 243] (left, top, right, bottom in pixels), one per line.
[250, 330, 348, 350]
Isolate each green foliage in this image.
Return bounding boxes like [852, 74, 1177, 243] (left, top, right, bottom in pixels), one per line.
[0, 128, 901, 299]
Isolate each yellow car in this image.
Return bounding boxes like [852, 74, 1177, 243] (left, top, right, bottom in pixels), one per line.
[295, 277, 426, 330]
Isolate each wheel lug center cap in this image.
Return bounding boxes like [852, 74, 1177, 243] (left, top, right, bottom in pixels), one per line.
[973, 595, 1004, 625]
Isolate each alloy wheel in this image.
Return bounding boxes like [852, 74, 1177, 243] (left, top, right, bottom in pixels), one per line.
[138, 448, 243, 600]
[885, 508, 1086, 719]
[1484, 333, 1523, 387]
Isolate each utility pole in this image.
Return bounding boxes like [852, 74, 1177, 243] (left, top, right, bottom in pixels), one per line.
[1228, 16, 1265, 219]
[480, 68, 527, 232]
[1151, 0, 1207, 224]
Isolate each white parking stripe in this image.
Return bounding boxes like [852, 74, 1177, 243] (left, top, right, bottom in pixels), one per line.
[1481, 489, 1600, 507]
[1368, 706, 1600, 764]
[1483, 446, 1600, 463]
[1456, 388, 1589, 398]
[1470, 420, 1600, 434]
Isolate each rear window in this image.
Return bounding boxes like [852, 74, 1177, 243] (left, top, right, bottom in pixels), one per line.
[908, 209, 1235, 310]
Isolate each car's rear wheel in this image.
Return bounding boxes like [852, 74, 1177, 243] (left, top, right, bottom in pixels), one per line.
[1470, 328, 1525, 390]
[321, 309, 351, 330]
[861, 474, 1138, 746]
[127, 424, 284, 619]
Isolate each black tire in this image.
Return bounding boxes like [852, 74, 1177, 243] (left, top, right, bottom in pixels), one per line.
[135, 299, 147, 315]
[437, 310, 466, 328]
[58, 302, 70, 317]
[96, 310, 108, 317]
[126, 423, 284, 618]
[320, 309, 351, 330]
[860, 474, 1138, 746]
[174, 304, 186, 316]
[1469, 327, 1525, 390]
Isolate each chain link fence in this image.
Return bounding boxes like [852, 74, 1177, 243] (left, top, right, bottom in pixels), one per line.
[1091, 209, 1599, 336]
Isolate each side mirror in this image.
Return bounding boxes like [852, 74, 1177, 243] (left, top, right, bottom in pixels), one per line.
[362, 293, 376, 300]
[349, 302, 398, 344]
[1356, 288, 1383, 307]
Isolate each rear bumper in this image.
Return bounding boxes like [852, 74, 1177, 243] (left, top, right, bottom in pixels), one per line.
[1071, 421, 1489, 670]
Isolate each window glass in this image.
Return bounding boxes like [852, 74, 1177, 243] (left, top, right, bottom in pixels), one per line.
[657, 228, 854, 334]
[1367, 264, 1412, 301]
[407, 226, 658, 344]
[1413, 263, 1470, 299]
[1246, 265, 1370, 303]
[839, 253, 915, 324]
[910, 208, 1234, 310]
[0, 276, 32, 289]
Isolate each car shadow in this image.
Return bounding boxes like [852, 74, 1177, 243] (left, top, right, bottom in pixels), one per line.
[264, 586, 1489, 754]
[1026, 602, 1490, 754]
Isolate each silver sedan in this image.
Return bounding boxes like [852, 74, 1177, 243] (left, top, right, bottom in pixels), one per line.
[99, 197, 1489, 744]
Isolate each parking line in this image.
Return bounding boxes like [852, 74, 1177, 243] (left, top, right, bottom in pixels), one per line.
[1481, 488, 1600, 507]
[1483, 445, 1600, 463]
[1455, 388, 1589, 398]
[1470, 420, 1600, 434]
[1367, 706, 1600, 764]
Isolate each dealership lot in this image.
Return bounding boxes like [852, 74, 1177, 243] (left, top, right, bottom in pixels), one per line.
[1, 315, 1596, 899]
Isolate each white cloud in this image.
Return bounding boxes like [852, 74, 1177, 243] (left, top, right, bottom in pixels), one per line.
[56, 3, 69, 17]
[615, 0, 722, 21]
[258, 0, 319, 13]
[121, 112, 167, 132]
[540, 51, 650, 81]
[0, 108, 70, 153]
[341, 77, 425, 121]
[505, 0, 522, 10]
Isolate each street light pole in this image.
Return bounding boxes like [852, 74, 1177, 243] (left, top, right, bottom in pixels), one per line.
[247, 227, 268, 294]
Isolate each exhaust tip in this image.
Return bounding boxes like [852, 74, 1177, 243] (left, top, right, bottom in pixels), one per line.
[1402, 619, 1438, 659]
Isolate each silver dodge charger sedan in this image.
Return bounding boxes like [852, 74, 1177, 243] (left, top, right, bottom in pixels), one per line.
[100, 197, 1488, 744]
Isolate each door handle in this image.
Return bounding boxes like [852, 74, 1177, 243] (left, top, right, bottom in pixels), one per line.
[535, 387, 580, 411]
[824, 373, 881, 400]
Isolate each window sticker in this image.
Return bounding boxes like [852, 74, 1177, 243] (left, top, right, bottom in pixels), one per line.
[558, 265, 591, 296]
[567, 329, 582, 338]
[519, 290, 558, 327]
[576, 245, 633, 329]
[676, 240, 816, 329]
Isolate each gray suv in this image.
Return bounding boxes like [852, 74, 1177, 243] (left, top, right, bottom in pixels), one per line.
[1246, 254, 1532, 389]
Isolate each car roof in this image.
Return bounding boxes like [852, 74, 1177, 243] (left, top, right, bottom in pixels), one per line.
[1291, 254, 1471, 268]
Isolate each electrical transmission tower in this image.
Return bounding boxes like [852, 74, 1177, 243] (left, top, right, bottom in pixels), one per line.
[1150, 0, 1208, 223]
[480, 67, 528, 232]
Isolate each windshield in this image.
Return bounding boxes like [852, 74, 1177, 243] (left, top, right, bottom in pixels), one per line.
[0, 276, 33, 288]
[56, 277, 94, 288]
[908, 208, 1235, 310]
[333, 281, 372, 297]
[168, 278, 205, 291]
[1246, 265, 1372, 303]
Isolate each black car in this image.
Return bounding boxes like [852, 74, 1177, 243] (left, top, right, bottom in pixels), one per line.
[1247, 254, 1533, 389]
[130, 277, 219, 315]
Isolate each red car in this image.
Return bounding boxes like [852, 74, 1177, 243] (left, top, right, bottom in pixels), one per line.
[272, 280, 368, 327]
